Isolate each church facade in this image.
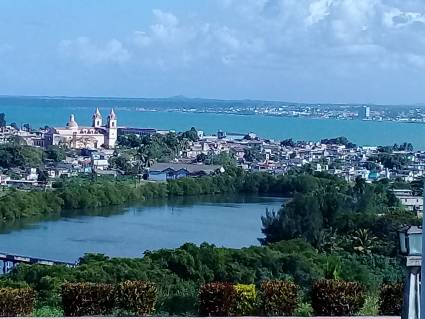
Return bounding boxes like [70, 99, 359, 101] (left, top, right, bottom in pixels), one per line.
[44, 108, 118, 149]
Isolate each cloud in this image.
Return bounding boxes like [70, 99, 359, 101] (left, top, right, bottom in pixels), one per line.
[58, 1, 425, 73]
[59, 37, 130, 65]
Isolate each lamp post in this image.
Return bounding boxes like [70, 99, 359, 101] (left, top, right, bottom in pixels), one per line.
[398, 225, 422, 319]
[422, 179, 425, 319]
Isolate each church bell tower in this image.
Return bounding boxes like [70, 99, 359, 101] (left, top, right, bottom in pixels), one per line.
[106, 109, 117, 148]
[92, 107, 102, 128]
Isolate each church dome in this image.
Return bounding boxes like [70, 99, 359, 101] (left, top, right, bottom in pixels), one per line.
[66, 114, 79, 129]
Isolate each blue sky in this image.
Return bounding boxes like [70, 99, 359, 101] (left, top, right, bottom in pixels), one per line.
[1, 0, 425, 104]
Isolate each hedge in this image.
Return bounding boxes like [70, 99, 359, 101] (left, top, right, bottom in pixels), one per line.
[116, 280, 157, 315]
[232, 284, 257, 316]
[379, 283, 403, 316]
[62, 283, 115, 316]
[260, 280, 299, 316]
[0, 287, 35, 316]
[311, 279, 365, 316]
[198, 282, 236, 316]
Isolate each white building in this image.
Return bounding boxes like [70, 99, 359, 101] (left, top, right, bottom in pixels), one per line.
[44, 108, 118, 149]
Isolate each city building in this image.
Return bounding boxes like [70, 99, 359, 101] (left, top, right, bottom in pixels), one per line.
[360, 106, 371, 119]
[44, 108, 117, 149]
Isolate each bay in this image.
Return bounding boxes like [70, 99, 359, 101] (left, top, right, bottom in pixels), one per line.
[1, 96, 425, 148]
[0, 195, 283, 262]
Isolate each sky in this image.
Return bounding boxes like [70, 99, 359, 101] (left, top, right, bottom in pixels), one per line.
[1, 0, 425, 104]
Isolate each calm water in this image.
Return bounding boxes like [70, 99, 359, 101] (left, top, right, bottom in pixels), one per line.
[1, 96, 425, 148]
[0, 195, 283, 262]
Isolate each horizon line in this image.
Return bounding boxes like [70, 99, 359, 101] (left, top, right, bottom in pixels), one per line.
[0, 93, 422, 108]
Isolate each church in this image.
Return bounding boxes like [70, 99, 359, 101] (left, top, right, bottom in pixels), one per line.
[44, 108, 118, 149]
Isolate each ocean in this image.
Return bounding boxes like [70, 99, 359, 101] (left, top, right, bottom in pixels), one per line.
[1, 96, 425, 149]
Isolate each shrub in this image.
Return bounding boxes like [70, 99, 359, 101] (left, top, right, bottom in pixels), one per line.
[358, 295, 379, 316]
[32, 306, 64, 317]
[260, 280, 299, 316]
[61, 282, 115, 316]
[0, 287, 35, 316]
[116, 280, 157, 316]
[198, 282, 236, 316]
[379, 283, 403, 315]
[311, 279, 365, 316]
[232, 284, 257, 316]
[294, 302, 314, 317]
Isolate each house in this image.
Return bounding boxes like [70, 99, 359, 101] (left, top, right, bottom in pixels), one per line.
[147, 163, 224, 181]
[396, 195, 423, 212]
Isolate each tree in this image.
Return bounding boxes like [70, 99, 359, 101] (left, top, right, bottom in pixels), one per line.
[260, 193, 323, 245]
[280, 138, 295, 147]
[45, 146, 66, 162]
[352, 229, 377, 255]
[180, 127, 199, 142]
[196, 153, 207, 163]
[37, 170, 49, 183]
[243, 148, 261, 162]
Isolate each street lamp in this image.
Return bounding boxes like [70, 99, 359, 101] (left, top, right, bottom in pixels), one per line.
[398, 225, 422, 319]
[399, 226, 423, 258]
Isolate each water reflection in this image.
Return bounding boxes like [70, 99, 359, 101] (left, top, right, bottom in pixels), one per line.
[0, 195, 284, 262]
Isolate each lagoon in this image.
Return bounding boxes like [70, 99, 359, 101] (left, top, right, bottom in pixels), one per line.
[0, 195, 283, 262]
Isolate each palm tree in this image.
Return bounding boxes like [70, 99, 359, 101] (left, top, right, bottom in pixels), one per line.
[352, 229, 377, 255]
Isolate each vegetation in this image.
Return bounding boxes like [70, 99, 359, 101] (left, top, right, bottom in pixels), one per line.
[198, 282, 236, 316]
[378, 283, 403, 316]
[116, 281, 157, 316]
[0, 287, 35, 316]
[0, 143, 44, 168]
[260, 175, 419, 258]
[260, 281, 299, 316]
[62, 283, 115, 316]
[320, 136, 356, 148]
[311, 280, 365, 316]
[61, 281, 157, 317]
[0, 170, 415, 316]
[233, 284, 257, 316]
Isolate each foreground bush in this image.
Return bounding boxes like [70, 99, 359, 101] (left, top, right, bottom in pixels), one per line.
[311, 279, 365, 316]
[198, 282, 236, 316]
[379, 283, 403, 315]
[232, 284, 257, 316]
[116, 280, 157, 315]
[62, 283, 115, 316]
[0, 287, 35, 316]
[260, 280, 299, 316]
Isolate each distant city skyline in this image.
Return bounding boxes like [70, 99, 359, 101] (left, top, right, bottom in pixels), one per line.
[1, 0, 425, 104]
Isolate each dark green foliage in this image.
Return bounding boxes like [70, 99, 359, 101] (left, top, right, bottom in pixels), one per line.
[320, 136, 356, 148]
[180, 127, 199, 142]
[61, 283, 115, 316]
[198, 282, 236, 316]
[2, 239, 404, 315]
[0, 189, 63, 221]
[311, 279, 365, 316]
[0, 287, 35, 316]
[0, 143, 43, 168]
[116, 281, 157, 315]
[379, 283, 403, 315]
[260, 280, 299, 316]
[45, 145, 66, 162]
